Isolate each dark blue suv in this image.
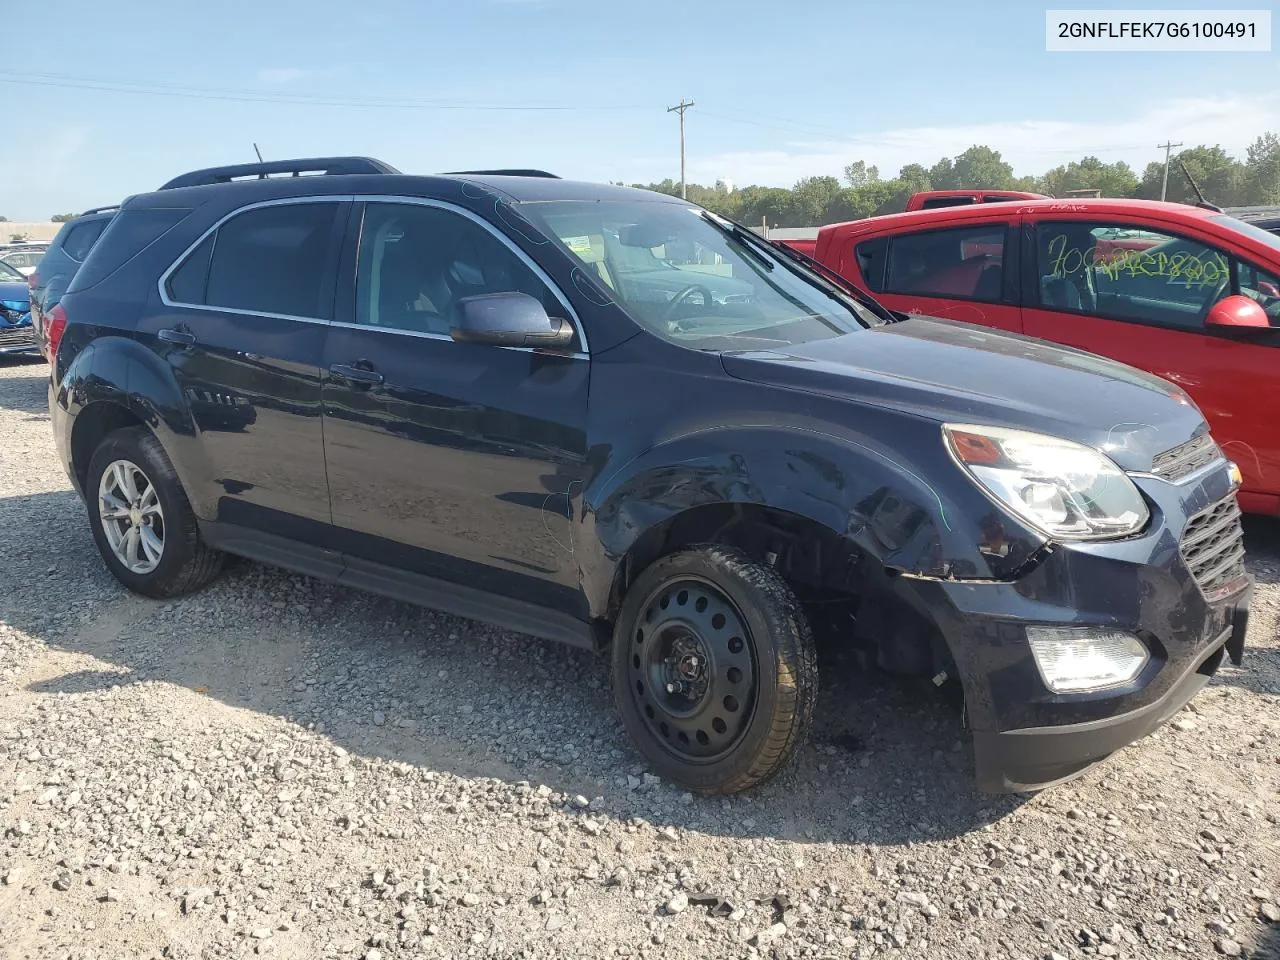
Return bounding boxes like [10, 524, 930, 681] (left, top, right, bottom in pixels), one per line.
[47, 157, 1252, 795]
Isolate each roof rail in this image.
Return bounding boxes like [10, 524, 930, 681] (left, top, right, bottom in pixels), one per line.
[80, 205, 120, 217]
[159, 156, 400, 190]
[442, 168, 560, 179]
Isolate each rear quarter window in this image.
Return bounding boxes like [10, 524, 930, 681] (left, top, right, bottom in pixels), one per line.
[67, 208, 192, 294]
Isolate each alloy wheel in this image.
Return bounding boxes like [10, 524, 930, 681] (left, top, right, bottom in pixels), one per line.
[98, 459, 165, 575]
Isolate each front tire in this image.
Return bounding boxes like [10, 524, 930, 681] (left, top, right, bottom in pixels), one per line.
[86, 427, 224, 598]
[611, 545, 817, 794]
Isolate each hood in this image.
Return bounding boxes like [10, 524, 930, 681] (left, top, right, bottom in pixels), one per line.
[0, 281, 29, 305]
[720, 316, 1207, 472]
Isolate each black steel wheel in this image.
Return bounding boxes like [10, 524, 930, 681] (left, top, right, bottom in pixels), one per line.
[612, 545, 817, 794]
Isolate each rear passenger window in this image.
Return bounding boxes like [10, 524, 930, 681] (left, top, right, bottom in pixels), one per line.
[885, 226, 1006, 302]
[854, 236, 887, 292]
[203, 203, 340, 319]
[63, 220, 109, 261]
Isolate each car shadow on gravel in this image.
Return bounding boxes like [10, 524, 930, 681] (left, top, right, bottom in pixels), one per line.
[0, 361, 51, 415]
[4, 486, 1026, 847]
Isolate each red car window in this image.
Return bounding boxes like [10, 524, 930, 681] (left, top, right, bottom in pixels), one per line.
[1034, 221, 1231, 332]
[885, 225, 1005, 302]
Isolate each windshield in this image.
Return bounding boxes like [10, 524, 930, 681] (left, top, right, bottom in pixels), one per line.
[1211, 215, 1280, 255]
[0, 261, 22, 282]
[523, 200, 882, 350]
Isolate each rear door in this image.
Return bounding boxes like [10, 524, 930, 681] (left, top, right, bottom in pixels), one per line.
[141, 197, 348, 540]
[844, 216, 1023, 333]
[1020, 214, 1280, 510]
[320, 198, 590, 614]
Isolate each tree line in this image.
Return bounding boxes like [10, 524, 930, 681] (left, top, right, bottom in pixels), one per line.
[629, 133, 1280, 228]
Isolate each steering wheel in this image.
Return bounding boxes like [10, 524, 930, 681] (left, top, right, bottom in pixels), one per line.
[660, 284, 714, 325]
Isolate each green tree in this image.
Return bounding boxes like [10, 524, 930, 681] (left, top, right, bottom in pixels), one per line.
[1135, 145, 1244, 205]
[1243, 132, 1280, 205]
[1039, 157, 1137, 198]
[0, 215, 8, 222]
[927, 156, 958, 190]
[951, 145, 1015, 189]
[790, 176, 844, 226]
[896, 163, 931, 194]
[842, 160, 879, 188]
[51, 213, 77, 222]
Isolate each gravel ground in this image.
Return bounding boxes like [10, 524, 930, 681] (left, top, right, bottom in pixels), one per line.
[1, 357, 1278, 960]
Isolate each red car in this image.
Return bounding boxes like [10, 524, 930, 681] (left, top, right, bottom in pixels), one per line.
[801, 199, 1280, 514]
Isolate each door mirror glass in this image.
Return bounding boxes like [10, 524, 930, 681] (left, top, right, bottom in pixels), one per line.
[1206, 294, 1270, 329]
[451, 292, 575, 348]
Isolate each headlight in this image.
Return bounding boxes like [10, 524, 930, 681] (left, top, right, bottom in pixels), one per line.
[1027, 626, 1149, 693]
[944, 423, 1149, 540]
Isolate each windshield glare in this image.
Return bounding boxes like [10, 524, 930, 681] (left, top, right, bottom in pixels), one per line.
[525, 200, 880, 350]
[0, 261, 22, 281]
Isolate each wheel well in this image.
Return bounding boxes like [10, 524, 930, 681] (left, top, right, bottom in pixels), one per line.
[70, 402, 145, 492]
[607, 503, 950, 679]
[609, 504, 864, 616]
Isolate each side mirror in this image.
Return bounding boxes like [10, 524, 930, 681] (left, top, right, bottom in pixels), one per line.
[451, 292, 575, 349]
[1206, 294, 1270, 330]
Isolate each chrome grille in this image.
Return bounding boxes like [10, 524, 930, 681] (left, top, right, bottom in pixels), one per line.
[1151, 434, 1221, 482]
[1180, 496, 1247, 600]
[0, 326, 36, 349]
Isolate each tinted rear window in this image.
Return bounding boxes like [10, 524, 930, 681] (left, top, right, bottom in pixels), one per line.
[921, 196, 976, 209]
[62, 218, 110, 261]
[67, 208, 191, 293]
[202, 202, 340, 319]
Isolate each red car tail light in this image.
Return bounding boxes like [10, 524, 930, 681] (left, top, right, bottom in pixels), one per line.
[46, 303, 68, 360]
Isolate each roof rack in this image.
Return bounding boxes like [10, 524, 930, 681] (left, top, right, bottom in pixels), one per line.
[159, 156, 400, 190]
[442, 168, 560, 179]
[80, 205, 120, 217]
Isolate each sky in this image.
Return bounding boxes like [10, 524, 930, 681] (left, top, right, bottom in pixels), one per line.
[2, 0, 1278, 220]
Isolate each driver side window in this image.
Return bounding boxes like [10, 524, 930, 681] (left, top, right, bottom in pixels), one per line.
[1035, 222, 1230, 332]
[355, 202, 561, 337]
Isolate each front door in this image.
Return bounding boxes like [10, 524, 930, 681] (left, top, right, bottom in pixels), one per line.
[321, 199, 590, 614]
[142, 199, 348, 539]
[1020, 216, 1280, 511]
[845, 219, 1023, 333]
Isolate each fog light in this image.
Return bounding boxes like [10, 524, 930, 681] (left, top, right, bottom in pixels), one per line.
[1026, 626, 1149, 693]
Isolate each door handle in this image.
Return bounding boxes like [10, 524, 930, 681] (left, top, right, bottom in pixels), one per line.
[158, 328, 196, 346]
[329, 363, 384, 386]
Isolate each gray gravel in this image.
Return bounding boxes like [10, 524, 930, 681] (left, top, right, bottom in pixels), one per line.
[1, 358, 1278, 960]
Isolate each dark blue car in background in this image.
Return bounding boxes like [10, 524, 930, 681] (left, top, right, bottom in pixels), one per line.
[0, 259, 37, 357]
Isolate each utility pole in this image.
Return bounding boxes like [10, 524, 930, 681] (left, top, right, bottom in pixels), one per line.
[1157, 140, 1183, 201]
[667, 99, 695, 199]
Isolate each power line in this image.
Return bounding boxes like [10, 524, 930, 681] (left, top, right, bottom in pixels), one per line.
[1157, 140, 1184, 200]
[0, 71, 652, 112]
[667, 99, 695, 199]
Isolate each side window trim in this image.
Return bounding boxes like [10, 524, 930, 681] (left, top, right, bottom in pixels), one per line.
[356, 195, 589, 355]
[158, 195, 356, 326]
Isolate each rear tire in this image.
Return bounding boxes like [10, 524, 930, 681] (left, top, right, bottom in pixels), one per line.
[611, 545, 817, 794]
[86, 427, 224, 598]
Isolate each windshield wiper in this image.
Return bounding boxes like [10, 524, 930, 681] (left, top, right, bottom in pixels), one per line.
[699, 212, 894, 324]
[699, 213, 774, 272]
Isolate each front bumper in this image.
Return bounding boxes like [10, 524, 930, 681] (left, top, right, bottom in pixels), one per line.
[973, 597, 1247, 791]
[0, 317, 38, 355]
[903, 462, 1252, 792]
